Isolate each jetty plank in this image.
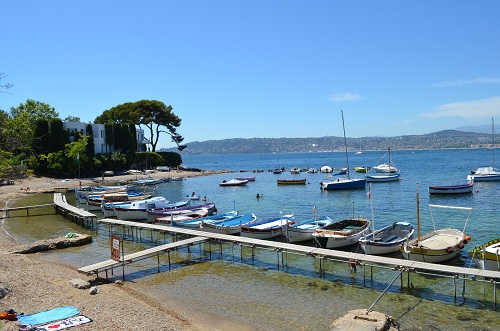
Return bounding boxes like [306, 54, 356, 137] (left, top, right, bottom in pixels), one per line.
[78, 236, 206, 274]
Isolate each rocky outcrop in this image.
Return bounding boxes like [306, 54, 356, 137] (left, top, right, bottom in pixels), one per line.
[8, 234, 92, 254]
[330, 309, 399, 331]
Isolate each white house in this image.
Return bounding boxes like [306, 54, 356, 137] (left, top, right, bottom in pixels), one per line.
[62, 122, 146, 154]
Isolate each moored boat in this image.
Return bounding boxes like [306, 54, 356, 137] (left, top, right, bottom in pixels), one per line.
[312, 218, 371, 248]
[354, 166, 369, 173]
[113, 197, 189, 221]
[153, 203, 217, 224]
[428, 183, 474, 194]
[283, 215, 334, 243]
[203, 212, 257, 235]
[320, 111, 366, 191]
[359, 222, 414, 255]
[235, 176, 256, 181]
[401, 189, 472, 263]
[171, 211, 238, 229]
[219, 179, 249, 187]
[469, 237, 500, 271]
[240, 214, 295, 239]
[366, 173, 401, 182]
[277, 178, 306, 185]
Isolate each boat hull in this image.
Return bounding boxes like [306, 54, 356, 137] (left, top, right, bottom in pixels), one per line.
[401, 228, 468, 263]
[469, 237, 500, 271]
[277, 179, 306, 185]
[240, 215, 295, 240]
[320, 178, 366, 190]
[312, 218, 371, 248]
[366, 173, 401, 182]
[359, 222, 414, 255]
[428, 183, 473, 194]
[283, 216, 333, 243]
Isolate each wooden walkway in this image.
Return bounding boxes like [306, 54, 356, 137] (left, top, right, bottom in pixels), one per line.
[0, 203, 54, 217]
[53, 193, 97, 227]
[94, 218, 500, 280]
[78, 236, 206, 275]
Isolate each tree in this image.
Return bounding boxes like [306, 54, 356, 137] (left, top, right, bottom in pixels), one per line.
[63, 115, 81, 122]
[10, 99, 59, 129]
[94, 100, 185, 152]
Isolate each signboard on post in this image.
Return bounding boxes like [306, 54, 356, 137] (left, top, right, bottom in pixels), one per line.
[111, 234, 121, 261]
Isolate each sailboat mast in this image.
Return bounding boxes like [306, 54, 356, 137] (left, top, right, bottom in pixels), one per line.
[341, 110, 350, 178]
[492, 117, 495, 168]
[416, 184, 421, 242]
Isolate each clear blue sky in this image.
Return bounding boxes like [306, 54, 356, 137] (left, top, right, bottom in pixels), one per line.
[2, 1, 500, 149]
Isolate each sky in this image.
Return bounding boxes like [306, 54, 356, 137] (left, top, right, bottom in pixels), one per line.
[2, 1, 500, 149]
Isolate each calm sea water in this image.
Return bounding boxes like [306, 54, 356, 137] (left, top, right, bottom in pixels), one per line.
[5, 149, 500, 330]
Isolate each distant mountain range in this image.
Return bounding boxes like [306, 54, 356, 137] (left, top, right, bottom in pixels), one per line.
[160, 127, 497, 155]
[455, 124, 497, 134]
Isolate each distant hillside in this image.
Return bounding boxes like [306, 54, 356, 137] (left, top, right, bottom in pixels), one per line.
[160, 129, 495, 155]
[455, 124, 498, 134]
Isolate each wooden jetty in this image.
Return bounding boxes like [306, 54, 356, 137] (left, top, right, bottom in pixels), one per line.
[53, 193, 97, 227]
[90, 218, 500, 281]
[0, 203, 54, 218]
[78, 236, 206, 280]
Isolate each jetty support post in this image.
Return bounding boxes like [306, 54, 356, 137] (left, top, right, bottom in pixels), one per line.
[157, 252, 160, 273]
[462, 274, 467, 301]
[453, 275, 458, 302]
[208, 240, 212, 260]
[167, 249, 171, 270]
[494, 280, 497, 308]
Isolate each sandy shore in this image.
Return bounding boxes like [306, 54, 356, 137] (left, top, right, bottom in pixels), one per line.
[0, 170, 241, 331]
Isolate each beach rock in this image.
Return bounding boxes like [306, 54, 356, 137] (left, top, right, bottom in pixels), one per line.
[8, 234, 92, 254]
[89, 286, 99, 295]
[0, 286, 10, 299]
[69, 279, 91, 289]
[330, 309, 398, 331]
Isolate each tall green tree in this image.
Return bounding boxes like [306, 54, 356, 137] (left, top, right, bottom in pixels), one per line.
[33, 119, 50, 155]
[94, 100, 185, 152]
[10, 99, 59, 129]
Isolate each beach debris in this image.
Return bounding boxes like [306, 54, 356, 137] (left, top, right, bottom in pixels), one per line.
[89, 286, 99, 295]
[69, 279, 90, 290]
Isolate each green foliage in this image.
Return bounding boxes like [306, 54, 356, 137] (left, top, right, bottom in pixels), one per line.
[94, 99, 185, 152]
[134, 152, 163, 170]
[157, 152, 182, 167]
[48, 118, 68, 153]
[105, 123, 113, 151]
[10, 99, 59, 129]
[34, 119, 50, 155]
[1, 112, 34, 153]
[63, 115, 81, 122]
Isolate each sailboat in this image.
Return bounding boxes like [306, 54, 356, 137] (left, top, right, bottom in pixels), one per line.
[401, 185, 472, 263]
[320, 110, 366, 190]
[467, 117, 500, 181]
[366, 147, 401, 182]
[359, 184, 414, 255]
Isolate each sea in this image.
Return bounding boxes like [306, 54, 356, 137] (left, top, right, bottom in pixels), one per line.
[4, 148, 500, 330]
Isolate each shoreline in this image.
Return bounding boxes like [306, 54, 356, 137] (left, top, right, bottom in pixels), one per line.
[0, 170, 245, 331]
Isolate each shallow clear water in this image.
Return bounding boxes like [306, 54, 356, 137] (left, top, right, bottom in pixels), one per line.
[4, 149, 500, 330]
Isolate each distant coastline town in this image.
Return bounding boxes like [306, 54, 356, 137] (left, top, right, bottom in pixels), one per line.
[164, 129, 497, 155]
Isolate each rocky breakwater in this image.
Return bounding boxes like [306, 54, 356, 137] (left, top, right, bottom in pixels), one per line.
[8, 234, 92, 254]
